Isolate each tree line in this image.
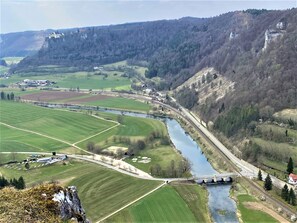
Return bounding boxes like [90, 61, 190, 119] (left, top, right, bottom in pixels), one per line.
[0, 176, 25, 190]
[0, 91, 15, 101]
[214, 105, 259, 137]
[150, 159, 192, 178]
[258, 164, 296, 206]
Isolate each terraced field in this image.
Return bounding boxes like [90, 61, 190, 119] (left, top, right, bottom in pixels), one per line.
[0, 101, 115, 143]
[0, 160, 161, 222]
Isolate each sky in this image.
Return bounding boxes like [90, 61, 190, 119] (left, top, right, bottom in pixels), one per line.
[1, 0, 296, 34]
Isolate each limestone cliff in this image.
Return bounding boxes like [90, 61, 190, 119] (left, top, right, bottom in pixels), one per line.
[53, 186, 90, 223]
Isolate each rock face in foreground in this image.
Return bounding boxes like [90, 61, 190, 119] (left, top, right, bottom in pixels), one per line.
[53, 186, 90, 223]
[0, 183, 89, 223]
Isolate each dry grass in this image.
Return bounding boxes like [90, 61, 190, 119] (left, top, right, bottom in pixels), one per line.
[0, 183, 63, 223]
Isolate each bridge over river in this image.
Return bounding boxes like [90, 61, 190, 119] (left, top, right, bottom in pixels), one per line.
[193, 172, 238, 184]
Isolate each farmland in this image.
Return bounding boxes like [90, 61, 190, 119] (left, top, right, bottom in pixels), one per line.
[0, 101, 115, 143]
[0, 70, 131, 90]
[0, 124, 70, 153]
[79, 97, 151, 112]
[105, 185, 210, 223]
[0, 159, 161, 222]
[20, 90, 151, 112]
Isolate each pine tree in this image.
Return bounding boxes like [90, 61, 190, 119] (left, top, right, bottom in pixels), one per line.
[17, 176, 25, 189]
[287, 157, 294, 174]
[289, 188, 296, 206]
[281, 184, 289, 201]
[11, 178, 18, 188]
[10, 92, 14, 101]
[0, 91, 5, 100]
[258, 169, 263, 181]
[264, 174, 272, 190]
[0, 176, 9, 188]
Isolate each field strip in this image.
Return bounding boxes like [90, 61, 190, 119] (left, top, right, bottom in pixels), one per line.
[96, 182, 166, 223]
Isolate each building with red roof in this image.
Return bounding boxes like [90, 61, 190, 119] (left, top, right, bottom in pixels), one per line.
[288, 173, 297, 185]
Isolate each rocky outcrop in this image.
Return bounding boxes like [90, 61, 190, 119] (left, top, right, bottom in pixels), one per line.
[263, 20, 286, 50]
[53, 186, 90, 223]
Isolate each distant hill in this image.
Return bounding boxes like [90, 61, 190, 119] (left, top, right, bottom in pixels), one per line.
[11, 8, 297, 119]
[0, 30, 54, 57]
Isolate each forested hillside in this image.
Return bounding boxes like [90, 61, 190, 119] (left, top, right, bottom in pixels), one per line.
[13, 9, 297, 120]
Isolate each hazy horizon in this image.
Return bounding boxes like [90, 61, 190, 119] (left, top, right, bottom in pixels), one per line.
[1, 0, 296, 34]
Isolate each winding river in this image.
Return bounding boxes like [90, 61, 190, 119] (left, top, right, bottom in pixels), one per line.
[107, 109, 238, 222]
[37, 103, 238, 222]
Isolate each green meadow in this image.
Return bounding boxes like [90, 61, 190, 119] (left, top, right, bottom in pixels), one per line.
[77, 114, 167, 149]
[237, 194, 278, 223]
[0, 159, 161, 222]
[0, 101, 115, 143]
[0, 124, 69, 152]
[0, 70, 132, 90]
[125, 146, 183, 174]
[105, 185, 210, 223]
[80, 97, 151, 112]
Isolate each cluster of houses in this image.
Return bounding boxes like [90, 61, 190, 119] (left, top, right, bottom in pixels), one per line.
[18, 79, 56, 87]
[143, 87, 166, 102]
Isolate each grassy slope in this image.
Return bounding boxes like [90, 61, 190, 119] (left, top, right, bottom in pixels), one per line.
[274, 109, 297, 122]
[0, 160, 161, 222]
[0, 101, 114, 143]
[105, 185, 198, 223]
[237, 194, 278, 223]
